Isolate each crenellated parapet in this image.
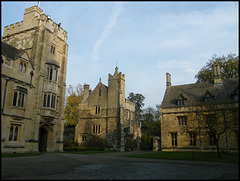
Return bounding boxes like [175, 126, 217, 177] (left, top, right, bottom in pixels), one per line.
[108, 66, 125, 80]
[43, 14, 67, 41]
[125, 99, 135, 107]
[3, 5, 67, 41]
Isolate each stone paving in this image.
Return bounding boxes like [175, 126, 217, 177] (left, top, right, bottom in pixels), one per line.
[1, 151, 239, 180]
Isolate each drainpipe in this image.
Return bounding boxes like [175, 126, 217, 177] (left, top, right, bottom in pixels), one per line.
[2, 78, 9, 114]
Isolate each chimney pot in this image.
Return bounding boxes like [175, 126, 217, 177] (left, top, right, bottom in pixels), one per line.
[166, 72, 171, 90]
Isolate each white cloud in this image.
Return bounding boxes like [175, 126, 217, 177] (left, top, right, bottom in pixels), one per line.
[157, 59, 197, 74]
[91, 3, 124, 65]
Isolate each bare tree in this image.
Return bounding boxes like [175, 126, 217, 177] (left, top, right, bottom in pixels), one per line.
[180, 103, 238, 158]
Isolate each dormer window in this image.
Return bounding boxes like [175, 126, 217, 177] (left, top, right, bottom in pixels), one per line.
[177, 97, 185, 106]
[177, 94, 187, 106]
[19, 61, 27, 72]
[203, 91, 214, 102]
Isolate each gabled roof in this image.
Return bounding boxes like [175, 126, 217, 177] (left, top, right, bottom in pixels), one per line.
[161, 78, 239, 108]
[1, 41, 24, 60]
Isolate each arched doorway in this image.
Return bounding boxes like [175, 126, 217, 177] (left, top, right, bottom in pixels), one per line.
[39, 127, 47, 152]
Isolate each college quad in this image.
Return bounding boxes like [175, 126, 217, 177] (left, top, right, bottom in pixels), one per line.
[1, 5, 239, 153]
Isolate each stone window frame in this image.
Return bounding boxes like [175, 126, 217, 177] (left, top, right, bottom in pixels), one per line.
[12, 86, 27, 108]
[50, 46, 56, 55]
[92, 125, 101, 135]
[46, 65, 58, 82]
[189, 132, 196, 146]
[208, 131, 216, 146]
[176, 94, 187, 106]
[82, 136, 87, 142]
[95, 106, 101, 115]
[43, 92, 57, 109]
[19, 60, 27, 73]
[8, 124, 21, 142]
[177, 116, 187, 126]
[170, 132, 178, 146]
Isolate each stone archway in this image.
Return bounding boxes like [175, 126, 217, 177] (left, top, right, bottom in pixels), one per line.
[39, 127, 47, 152]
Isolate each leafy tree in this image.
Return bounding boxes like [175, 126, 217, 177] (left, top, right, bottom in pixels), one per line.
[140, 105, 161, 150]
[127, 92, 145, 121]
[142, 105, 161, 137]
[195, 53, 239, 83]
[64, 84, 83, 126]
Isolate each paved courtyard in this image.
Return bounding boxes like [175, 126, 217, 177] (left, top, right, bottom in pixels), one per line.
[1, 151, 239, 180]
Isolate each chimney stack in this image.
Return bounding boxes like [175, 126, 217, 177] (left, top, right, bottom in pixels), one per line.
[213, 63, 222, 85]
[83, 84, 90, 100]
[166, 72, 171, 90]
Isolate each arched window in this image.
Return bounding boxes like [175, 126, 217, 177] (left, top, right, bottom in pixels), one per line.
[43, 94, 47, 107]
[12, 88, 27, 108]
[9, 125, 20, 141]
[46, 64, 59, 82]
[49, 67, 53, 80]
[20, 62, 23, 71]
[9, 126, 13, 141]
[53, 68, 58, 82]
[14, 127, 18, 141]
[47, 94, 51, 107]
[23, 63, 26, 72]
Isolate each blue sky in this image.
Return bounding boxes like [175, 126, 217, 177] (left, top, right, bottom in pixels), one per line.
[1, 1, 239, 109]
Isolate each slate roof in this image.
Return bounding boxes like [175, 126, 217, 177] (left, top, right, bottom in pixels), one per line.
[161, 78, 239, 108]
[1, 41, 24, 60]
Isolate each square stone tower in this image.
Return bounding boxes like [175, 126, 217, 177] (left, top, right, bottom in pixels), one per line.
[75, 67, 141, 152]
[1, 5, 68, 153]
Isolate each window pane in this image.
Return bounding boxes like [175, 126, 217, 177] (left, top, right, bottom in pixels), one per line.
[20, 62, 23, 71]
[21, 93, 24, 107]
[47, 94, 50, 107]
[51, 95, 55, 108]
[17, 92, 22, 107]
[9, 126, 13, 141]
[49, 67, 53, 80]
[14, 127, 18, 141]
[13, 92, 18, 106]
[55, 70, 58, 81]
[43, 94, 47, 107]
[46, 67, 49, 80]
[23, 64, 26, 72]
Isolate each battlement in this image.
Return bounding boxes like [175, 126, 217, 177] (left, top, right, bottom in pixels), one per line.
[3, 5, 67, 41]
[24, 5, 43, 15]
[108, 66, 125, 80]
[125, 99, 135, 106]
[108, 73, 125, 80]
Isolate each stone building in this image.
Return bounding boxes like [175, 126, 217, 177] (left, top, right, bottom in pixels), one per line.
[75, 67, 141, 152]
[1, 5, 68, 153]
[160, 64, 239, 152]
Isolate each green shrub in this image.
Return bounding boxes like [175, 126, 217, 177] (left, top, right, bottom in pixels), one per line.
[140, 135, 153, 150]
[63, 146, 102, 152]
[125, 138, 139, 151]
[63, 139, 79, 148]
